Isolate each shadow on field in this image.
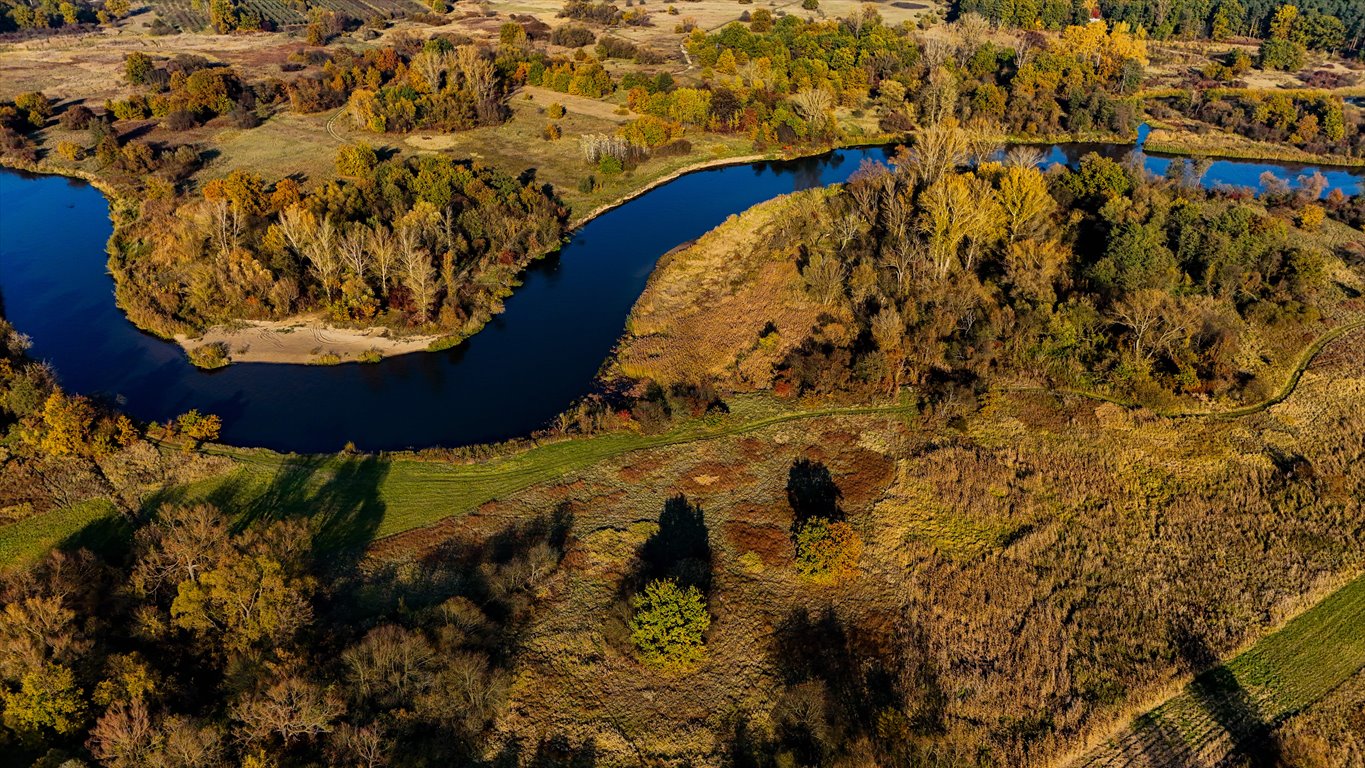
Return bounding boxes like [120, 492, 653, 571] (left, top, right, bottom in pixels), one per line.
[747, 605, 947, 764]
[58, 514, 134, 565]
[341, 505, 574, 634]
[1174, 625, 1283, 767]
[227, 455, 391, 556]
[635, 494, 713, 594]
[787, 458, 843, 528]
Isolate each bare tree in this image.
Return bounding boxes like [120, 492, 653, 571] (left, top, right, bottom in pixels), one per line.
[398, 223, 437, 322]
[339, 225, 372, 281]
[367, 224, 399, 296]
[232, 674, 345, 745]
[792, 88, 834, 135]
[1004, 145, 1044, 169]
[1113, 290, 1188, 362]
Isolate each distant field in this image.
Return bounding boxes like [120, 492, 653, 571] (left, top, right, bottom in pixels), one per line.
[1075, 570, 1365, 767]
[149, 0, 426, 31]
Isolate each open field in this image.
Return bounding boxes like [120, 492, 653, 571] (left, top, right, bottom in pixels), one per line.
[1073, 569, 1365, 767]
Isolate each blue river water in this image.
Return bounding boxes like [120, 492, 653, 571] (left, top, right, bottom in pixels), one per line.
[1, 141, 1361, 452]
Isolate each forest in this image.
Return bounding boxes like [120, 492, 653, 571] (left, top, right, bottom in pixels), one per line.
[109, 151, 565, 349]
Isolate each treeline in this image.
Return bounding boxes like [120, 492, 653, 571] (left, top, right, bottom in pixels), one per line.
[956, 0, 1363, 55]
[110, 153, 566, 343]
[684, 12, 1148, 147]
[741, 121, 1355, 404]
[1148, 88, 1362, 159]
[0, 0, 128, 32]
[0, 318, 223, 525]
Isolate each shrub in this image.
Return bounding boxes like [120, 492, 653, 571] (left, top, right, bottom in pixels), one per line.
[597, 154, 623, 174]
[188, 342, 230, 369]
[548, 102, 566, 119]
[1298, 204, 1325, 229]
[58, 105, 95, 131]
[801, 0, 817, 9]
[1258, 39, 1305, 71]
[176, 409, 222, 442]
[335, 142, 378, 177]
[550, 22, 597, 47]
[162, 110, 197, 131]
[543, 122, 562, 140]
[793, 517, 863, 581]
[55, 141, 84, 162]
[629, 579, 710, 666]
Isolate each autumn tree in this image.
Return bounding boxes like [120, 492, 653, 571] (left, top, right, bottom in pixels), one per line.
[628, 579, 710, 667]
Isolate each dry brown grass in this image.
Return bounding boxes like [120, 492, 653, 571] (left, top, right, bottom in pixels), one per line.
[355, 334, 1365, 767]
[612, 188, 847, 389]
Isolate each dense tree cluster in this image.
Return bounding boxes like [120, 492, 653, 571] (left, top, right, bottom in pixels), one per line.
[0, 499, 572, 766]
[956, 0, 1362, 56]
[110, 154, 566, 341]
[754, 123, 1350, 405]
[341, 38, 510, 132]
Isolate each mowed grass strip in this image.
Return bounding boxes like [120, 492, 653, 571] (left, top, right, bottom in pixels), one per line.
[1076, 570, 1365, 767]
[0, 498, 119, 570]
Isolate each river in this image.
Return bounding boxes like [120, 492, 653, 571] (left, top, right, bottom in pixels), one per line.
[1, 140, 1361, 452]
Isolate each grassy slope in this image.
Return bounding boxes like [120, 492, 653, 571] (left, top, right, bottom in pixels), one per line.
[1073, 569, 1365, 767]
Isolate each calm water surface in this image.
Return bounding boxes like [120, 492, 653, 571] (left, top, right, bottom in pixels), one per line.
[1, 141, 1361, 452]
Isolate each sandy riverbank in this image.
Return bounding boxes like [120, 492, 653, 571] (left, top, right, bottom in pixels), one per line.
[177, 316, 441, 365]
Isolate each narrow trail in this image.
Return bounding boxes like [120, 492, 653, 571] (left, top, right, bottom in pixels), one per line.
[325, 107, 346, 142]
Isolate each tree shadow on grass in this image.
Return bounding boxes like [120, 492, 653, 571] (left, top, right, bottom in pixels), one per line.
[636, 493, 713, 594]
[756, 605, 948, 764]
[1173, 624, 1283, 768]
[787, 458, 843, 529]
[57, 513, 135, 565]
[340, 504, 575, 633]
[227, 454, 391, 562]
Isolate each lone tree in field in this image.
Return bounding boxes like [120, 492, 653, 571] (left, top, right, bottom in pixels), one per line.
[793, 517, 863, 582]
[629, 578, 710, 667]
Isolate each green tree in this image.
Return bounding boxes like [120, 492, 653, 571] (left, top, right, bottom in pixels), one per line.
[1, 662, 85, 736]
[628, 579, 710, 667]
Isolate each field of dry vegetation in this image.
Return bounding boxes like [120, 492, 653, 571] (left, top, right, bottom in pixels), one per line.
[365, 325, 1365, 766]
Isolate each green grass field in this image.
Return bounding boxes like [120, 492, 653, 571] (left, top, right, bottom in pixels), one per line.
[1075, 570, 1365, 767]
